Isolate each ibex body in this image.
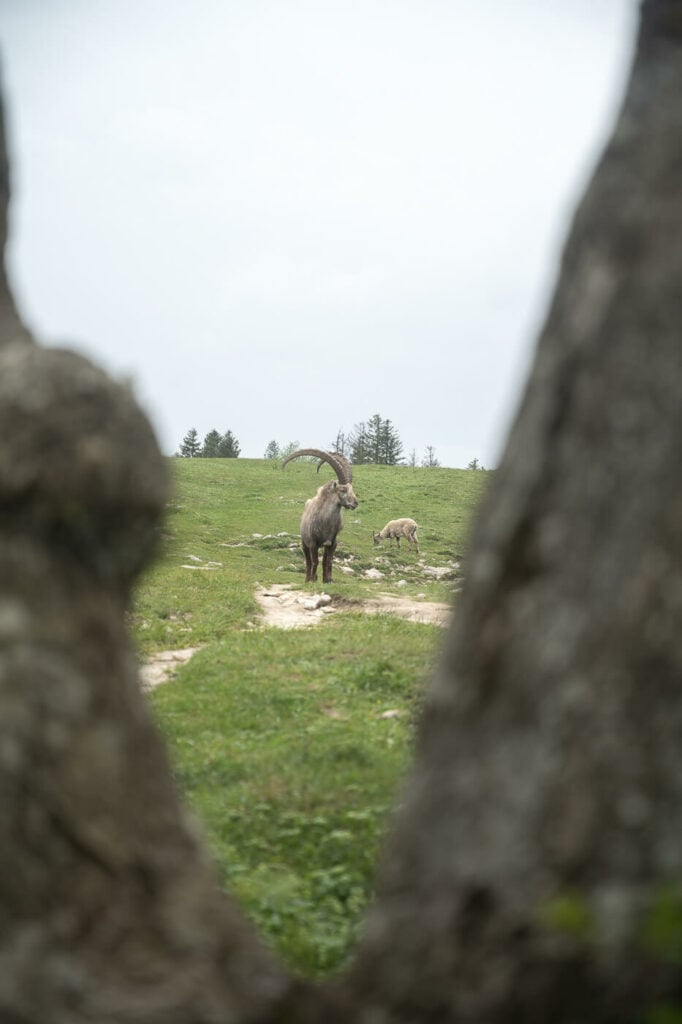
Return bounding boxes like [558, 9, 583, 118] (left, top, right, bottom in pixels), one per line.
[373, 517, 419, 553]
[283, 449, 358, 583]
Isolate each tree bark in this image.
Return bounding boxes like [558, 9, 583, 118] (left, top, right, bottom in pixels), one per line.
[1, 2, 681, 1020]
[0, 83, 304, 1024]
[348, 4, 682, 1019]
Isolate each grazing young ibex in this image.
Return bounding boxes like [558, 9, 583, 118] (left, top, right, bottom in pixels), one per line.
[282, 448, 358, 583]
[373, 518, 420, 553]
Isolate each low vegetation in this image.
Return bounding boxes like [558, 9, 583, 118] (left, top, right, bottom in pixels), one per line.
[132, 457, 489, 976]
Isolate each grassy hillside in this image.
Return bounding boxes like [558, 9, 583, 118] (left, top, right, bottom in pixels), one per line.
[133, 458, 489, 977]
[132, 458, 488, 655]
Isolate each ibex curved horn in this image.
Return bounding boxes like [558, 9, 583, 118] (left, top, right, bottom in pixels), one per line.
[316, 451, 353, 483]
[282, 448, 352, 484]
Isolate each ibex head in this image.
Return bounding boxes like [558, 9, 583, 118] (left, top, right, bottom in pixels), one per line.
[282, 448, 358, 509]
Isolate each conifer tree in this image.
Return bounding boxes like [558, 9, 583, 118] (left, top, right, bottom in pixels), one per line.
[361, 415, 404, 464]
[349, 421, 369, 464]
[178, 427, 201, 457]
[382, 418, 404, 465]
[218, 430, 241, 458]
[201, 429, 222, 457]
[365, 414, 384, 463]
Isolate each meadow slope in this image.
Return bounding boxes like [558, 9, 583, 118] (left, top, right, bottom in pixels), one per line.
[133, 458, 489, 976]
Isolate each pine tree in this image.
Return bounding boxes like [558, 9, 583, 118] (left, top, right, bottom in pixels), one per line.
[263, 440, 280, 460]
[218, 430, 241, 458]
[201, 429, 222, 458]
[382, 418, 404, 465]
[363, 415, 404, 464]
[349, 421, 369, 464]
[179, 428, 201, 458]
[365, 414, 384, 464]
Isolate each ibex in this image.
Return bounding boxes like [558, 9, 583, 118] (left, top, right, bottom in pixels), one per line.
[282, 448, 358, 583]
[373, 517, 419, 553]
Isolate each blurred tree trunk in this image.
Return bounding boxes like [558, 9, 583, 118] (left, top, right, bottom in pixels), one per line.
[348, 3, 682, 1019]
[1, 1, 681, 1021]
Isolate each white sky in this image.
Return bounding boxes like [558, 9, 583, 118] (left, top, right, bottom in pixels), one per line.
[2, 0, 638, 467]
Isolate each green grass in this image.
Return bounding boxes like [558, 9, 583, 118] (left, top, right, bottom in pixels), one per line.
[152, 615, 437, 975]
[132, 459, 489, 656]
[134, 457, 489, 976]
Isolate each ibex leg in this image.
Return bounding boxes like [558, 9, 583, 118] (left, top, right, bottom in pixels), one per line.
[303, 544, 317, 582]
[322, 541, 336, 583]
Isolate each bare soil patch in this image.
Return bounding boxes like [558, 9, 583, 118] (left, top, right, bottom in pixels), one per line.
[253, 584, 452, 630]
[141, 585, 452, 690]
[140, 647, 201, 690]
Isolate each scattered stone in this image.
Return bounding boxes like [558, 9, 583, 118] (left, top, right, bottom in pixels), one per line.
[301, 593, 332, 611]
[378, 709, 401, 720]
[422, 565, 455, 579]
[253, 584, 329, 628]
[140, 647, 200, 690]
[253, 585, 452, 629]
[260, 587, 290, 598]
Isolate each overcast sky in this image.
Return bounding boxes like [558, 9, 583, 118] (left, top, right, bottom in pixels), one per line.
[2, 1, 638, 467]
